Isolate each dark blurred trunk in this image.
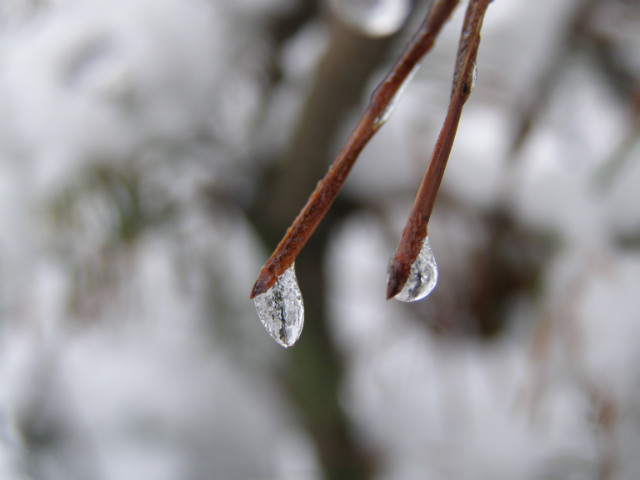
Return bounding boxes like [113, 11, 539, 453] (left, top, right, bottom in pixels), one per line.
[250, 7, 423, 479]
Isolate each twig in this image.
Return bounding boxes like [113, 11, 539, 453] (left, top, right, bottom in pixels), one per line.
[387, 0, 492, 299]
[251, 0, 461, 298]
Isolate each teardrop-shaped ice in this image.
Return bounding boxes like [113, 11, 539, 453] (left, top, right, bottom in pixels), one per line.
[253, 264, 304, 348]
[374, 64, 419, 128]
[328, 0, 412, 38]
[392, 236, 438, 302]
[471, 64, 478, 90]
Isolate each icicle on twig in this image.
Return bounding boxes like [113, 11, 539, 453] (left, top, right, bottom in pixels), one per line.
[387, 0, 491, 300]
[251, 0, 492, 347]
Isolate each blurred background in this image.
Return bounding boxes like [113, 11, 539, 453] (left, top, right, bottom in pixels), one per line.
[1, 0, 640, 478]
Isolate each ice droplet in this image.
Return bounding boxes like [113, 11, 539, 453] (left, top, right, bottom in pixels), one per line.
[374, 64, 419, 128]
[471, 64, 478, 90]
[392, 236, 438, 302]
[328, 0, 412, 37]
[254, 264, 304, 348]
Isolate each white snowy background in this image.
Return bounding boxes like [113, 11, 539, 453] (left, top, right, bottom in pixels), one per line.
[0, 0, 639, 479]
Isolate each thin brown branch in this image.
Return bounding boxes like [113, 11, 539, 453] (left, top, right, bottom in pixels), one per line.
[386, 0, 492, 299]
[251, 0, 461, 298]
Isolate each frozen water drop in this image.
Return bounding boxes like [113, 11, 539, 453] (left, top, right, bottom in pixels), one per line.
[471, 63, 478, 90]
[392, 236, 438, 302]
[374, 64, 419, 128]
[328, 0, 412, 38]
[254, 264, 304, 348]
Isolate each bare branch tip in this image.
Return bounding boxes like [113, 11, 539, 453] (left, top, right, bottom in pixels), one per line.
[386, 263, 407, 300]
[250, 277, 267, 299]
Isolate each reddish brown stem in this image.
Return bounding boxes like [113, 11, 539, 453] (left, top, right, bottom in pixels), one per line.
[387, 0, 492, 299]
[251, 0, 461, 298]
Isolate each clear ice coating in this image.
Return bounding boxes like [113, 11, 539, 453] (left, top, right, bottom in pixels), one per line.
[374, 64, 419, 128]
[328, 0, 412, 37]
[392, 236, 438, 302]
[471, 64, 478, 90]
[253, 264, 304, 348]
